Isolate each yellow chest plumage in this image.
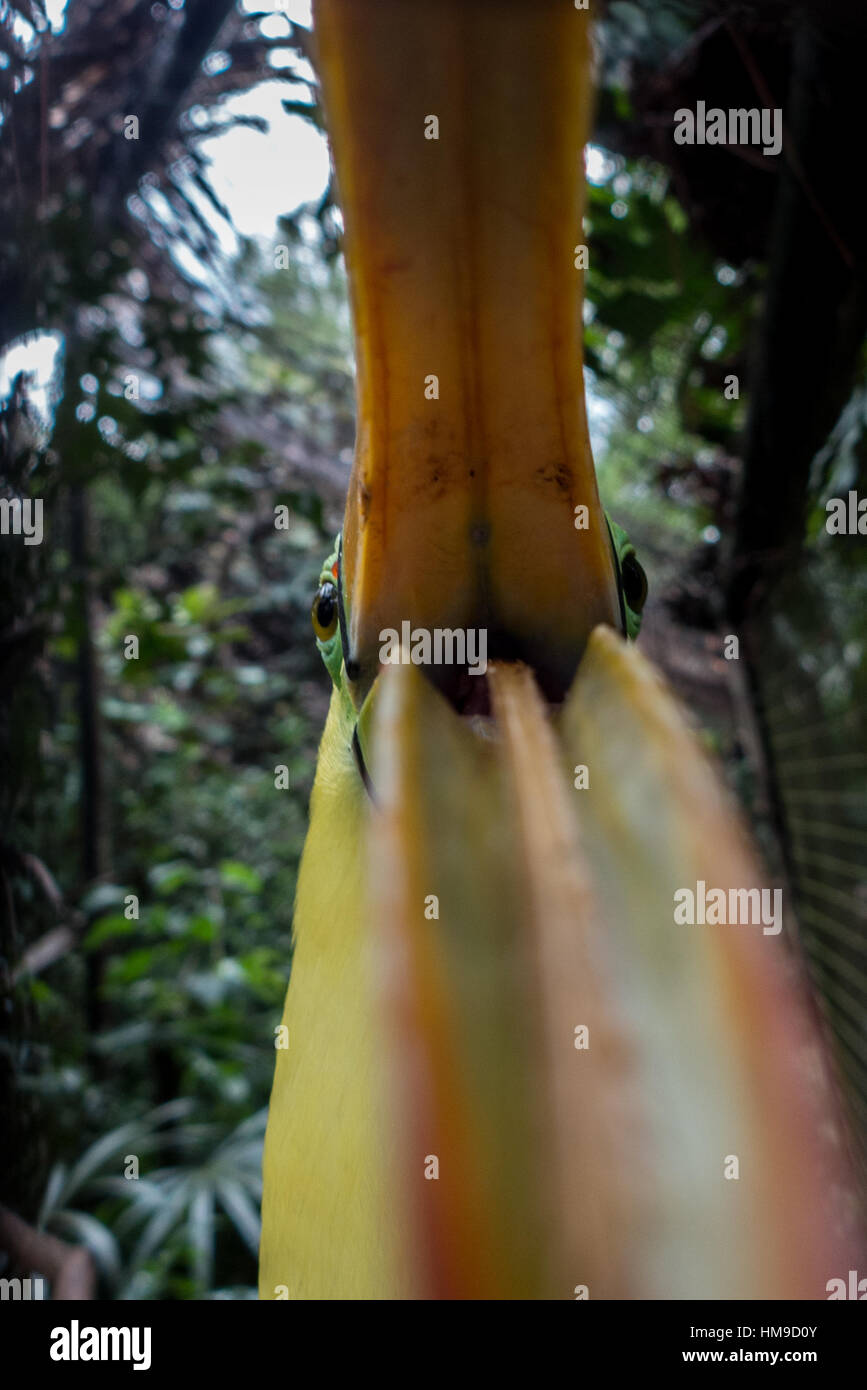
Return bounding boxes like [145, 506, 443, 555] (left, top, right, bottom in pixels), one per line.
[258, 691, 404, 1300]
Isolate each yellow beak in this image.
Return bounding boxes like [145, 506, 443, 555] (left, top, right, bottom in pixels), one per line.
[315, 0, 620, 702]
[296, 0, 860, 1300]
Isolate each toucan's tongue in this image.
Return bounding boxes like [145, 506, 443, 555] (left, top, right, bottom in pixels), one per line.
[314, 0, 620, 702]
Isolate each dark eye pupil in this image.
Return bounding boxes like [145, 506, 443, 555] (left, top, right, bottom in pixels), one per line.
[316, 584, 336, 628]
[622, 553, 647, 610]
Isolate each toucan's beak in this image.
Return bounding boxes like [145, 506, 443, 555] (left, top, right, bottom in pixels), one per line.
[315, 0, 620, 703]
[366, 636, 854, 1298]
[310, 0, 861, 1300]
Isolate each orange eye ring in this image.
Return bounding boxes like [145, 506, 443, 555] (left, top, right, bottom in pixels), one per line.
[312, 580, 338, 641]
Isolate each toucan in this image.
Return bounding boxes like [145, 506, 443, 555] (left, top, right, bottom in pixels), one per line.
[260, 0, 859, 1300]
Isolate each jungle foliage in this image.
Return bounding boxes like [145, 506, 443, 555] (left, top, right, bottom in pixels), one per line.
[1, 0, 865, 1296]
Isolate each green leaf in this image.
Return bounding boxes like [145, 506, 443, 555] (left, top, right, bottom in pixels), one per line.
[218, 860, 263, 894]
[84, 914, 135, 949]
[149, 861, 197, 895]
[80, 883, 127, 916]
[48, 1210, 122, 1283]
[215, 1178, 261, 1257]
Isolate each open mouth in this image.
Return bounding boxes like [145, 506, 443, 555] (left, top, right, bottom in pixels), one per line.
[435, 665, 492, 719]
[421, 646, 573, 717]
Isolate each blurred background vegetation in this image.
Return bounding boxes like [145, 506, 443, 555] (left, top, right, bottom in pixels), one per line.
[1, 0, 866, 1297]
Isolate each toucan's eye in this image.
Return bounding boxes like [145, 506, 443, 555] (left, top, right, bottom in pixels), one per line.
[622, 552, 648, 613]
[312, 580, 338, 641]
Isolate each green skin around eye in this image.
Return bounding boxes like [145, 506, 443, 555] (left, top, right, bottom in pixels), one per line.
[314, 539, 347, 691]
[606, 513, 647, 642]
[314, 517, 646, 701]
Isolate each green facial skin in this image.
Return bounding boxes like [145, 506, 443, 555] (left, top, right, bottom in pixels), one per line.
[311, 516, 648, 696]
[606, 514, 648, 641]
[312, 542, 344, 689]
